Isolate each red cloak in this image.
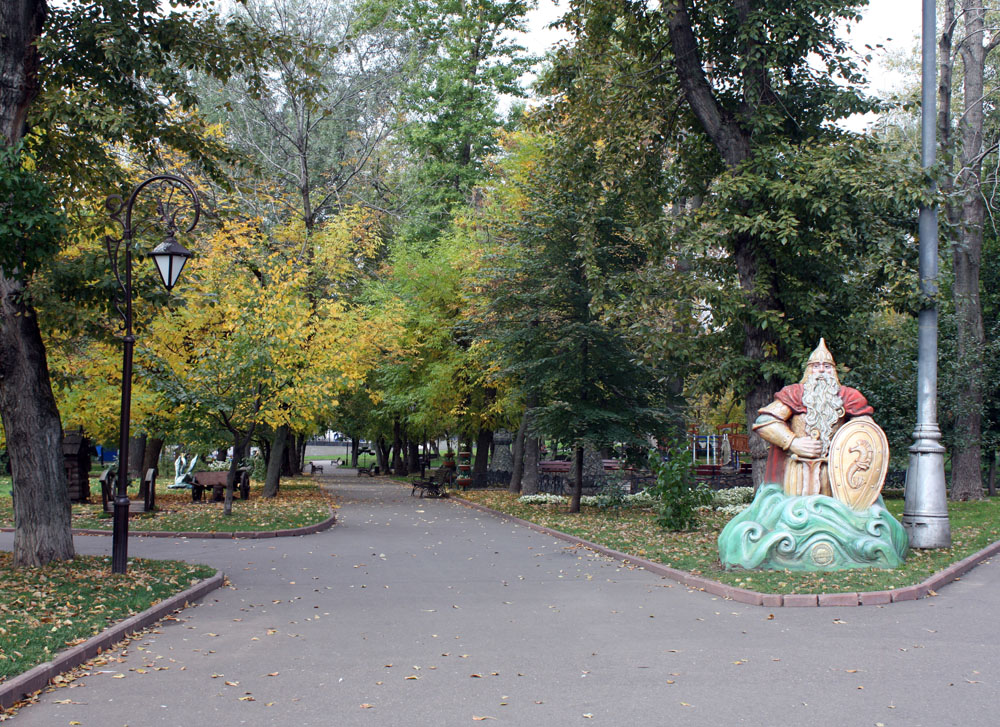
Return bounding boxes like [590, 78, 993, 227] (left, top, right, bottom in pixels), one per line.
[763, 384, 874, 485]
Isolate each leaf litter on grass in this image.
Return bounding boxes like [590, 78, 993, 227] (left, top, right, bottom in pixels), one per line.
[0, 552, 215, 682]
[458, 490, 1000, 595]
[0, 477, 335, 533]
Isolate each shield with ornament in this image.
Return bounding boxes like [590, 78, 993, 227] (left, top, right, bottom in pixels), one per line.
[828, 417, 890, 510]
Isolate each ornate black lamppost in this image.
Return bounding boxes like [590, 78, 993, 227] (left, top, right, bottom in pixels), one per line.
[106, 175, 200, 574]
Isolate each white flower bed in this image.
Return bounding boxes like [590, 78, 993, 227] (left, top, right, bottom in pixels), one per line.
[517, 493, 569, 505]
[517, 486, 752, 513]
[518, 490, 658, 508]
[711, 487, 754, 507]
[624, 490, 657, 506]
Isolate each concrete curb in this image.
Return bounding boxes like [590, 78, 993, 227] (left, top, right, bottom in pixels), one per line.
[0, 572, 225, 710]
[450, 496, 1000, 608]
[0, 512, 336, 540]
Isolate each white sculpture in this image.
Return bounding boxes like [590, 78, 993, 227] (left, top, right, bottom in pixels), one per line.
[170, 454, 198, 489]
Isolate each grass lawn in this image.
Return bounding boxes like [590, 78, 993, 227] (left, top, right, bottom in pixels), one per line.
[0, 476, 335, 533]
[455, 490, 1000, 595]
[0, 476, 9, 498]
[0, 554, 215, 683]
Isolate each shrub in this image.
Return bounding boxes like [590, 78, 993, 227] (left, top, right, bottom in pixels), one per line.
[648, 450, 712, 530]
[593, 480, 627, 511]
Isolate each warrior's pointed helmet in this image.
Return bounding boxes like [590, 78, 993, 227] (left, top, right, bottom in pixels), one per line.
[801, 338, 839, 383]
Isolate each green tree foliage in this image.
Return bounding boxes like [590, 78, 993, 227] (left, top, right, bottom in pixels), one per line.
[0, 144, 64, 280]
[488, 127, 677, 512]
[1, 0, 268, 566]
[31, 0, 259, 191]
[375, 0, 535, 242]
[542, 0, 927, 484]
[202, 0, 407, 230]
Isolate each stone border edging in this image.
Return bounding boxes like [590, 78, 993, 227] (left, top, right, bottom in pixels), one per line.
[0, 512, 336, 540]
[450, 496, 1000, 608]
[0, 571, 225, 710]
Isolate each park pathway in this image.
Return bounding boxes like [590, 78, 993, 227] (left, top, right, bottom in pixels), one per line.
[2, 470, 999, 726]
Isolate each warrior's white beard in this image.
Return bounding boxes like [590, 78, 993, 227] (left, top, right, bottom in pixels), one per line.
[802, 373, 844, 454]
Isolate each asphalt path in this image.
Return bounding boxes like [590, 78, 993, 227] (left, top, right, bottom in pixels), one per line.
[2, 472, 998, 726]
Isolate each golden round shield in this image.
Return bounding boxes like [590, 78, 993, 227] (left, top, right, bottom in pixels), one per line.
[828, 418, 889, 510]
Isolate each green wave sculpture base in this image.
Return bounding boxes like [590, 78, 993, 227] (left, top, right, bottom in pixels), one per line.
[718, 484, 908, 571]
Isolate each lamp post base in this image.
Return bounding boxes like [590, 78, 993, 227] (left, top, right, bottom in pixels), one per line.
[902, 425, 951, 548]
[111, 494, 131, 573]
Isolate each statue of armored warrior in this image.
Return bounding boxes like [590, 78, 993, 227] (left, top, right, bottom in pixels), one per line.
[753, 339, 875, 499]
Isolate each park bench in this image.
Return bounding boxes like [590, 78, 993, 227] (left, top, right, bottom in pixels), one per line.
[309, 462, 324, 474]
[411, 467, 452, 498]
[99, 467, 157, 513]
[191, 470, 250, 502]
[356, 464, 377, 477]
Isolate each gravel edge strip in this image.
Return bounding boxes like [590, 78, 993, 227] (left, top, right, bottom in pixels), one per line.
[449, 495, 1000, 608]
[0, 572, 226, 710]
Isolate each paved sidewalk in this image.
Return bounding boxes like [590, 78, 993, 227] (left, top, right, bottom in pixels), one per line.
[2, 472, 998, 726]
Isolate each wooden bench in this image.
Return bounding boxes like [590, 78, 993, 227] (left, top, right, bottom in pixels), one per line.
[309, 462, 324, 474]
[356, 465, 376, 477]
[411, 468, 452, 498]
[191, 470, 250, 502]
[100, 467, 157, 512]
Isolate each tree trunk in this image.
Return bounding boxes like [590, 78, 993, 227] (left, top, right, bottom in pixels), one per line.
[521, 431, 540, 495]
[569, 445, 583, 513]
[350, 437, 359, 467]
[225, 435, 245, 516]
[392, 420, 404, 475]
[949, 0, 988, 501]
[509, 408, 529, 493]
[281, 434, 304, 477]
[128, 434, 146, 478]
[376, 435, 389, 473]
[0, 275, 74, 565]
[224, 427, 255, 516]
[281, 435, 296, 476]
[260, 435, 271, 471]
[987, 449, 996, 497]
[473, 427, 492, 479]
[263, 424, 288, 498]
[406, 438, 420, 473]
[668, 1, 783, 488]
[0, 0, 45, 145]
[0, 2, 73, 566]
[141, 437, 163, 479]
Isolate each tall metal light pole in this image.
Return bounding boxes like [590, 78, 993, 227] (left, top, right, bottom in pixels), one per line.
[903, 0, 951, 548]
[106, 174, 200, 574]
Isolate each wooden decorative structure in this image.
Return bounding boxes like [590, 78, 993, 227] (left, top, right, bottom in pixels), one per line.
[456, 450, 472, 489]
[62, 431, 91, 503]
